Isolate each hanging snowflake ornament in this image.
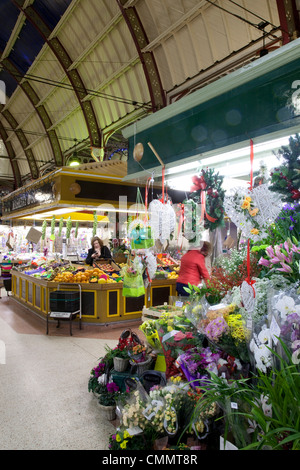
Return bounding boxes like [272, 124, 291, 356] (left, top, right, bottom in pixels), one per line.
[241, 280, 256, 314]
[224, 183, 282, 240]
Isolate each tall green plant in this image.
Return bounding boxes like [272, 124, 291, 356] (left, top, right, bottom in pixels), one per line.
[194, 339, 300, 450]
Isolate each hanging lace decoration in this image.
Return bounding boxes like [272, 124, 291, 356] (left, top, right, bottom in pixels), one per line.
[224, 184, 282, 241]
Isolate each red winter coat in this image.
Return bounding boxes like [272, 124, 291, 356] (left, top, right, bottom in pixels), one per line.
[176, 250, 210, 286]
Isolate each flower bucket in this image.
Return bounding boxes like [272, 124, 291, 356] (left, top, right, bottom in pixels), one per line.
[113, 356, 129, 372]
[97, 403, 116, 421]
[129, 356, 152, 376]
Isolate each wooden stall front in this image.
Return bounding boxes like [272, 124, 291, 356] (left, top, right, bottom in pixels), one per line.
[12, 271, 177, 325]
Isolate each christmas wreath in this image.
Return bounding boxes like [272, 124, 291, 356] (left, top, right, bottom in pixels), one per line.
[185, 168, 225, 232]
[269, 134, 300, 203]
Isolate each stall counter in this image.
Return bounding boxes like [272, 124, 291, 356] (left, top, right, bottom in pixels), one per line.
[11, 271, 178, 325]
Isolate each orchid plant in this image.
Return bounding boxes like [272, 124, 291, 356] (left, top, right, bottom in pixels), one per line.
[258, 238, 300, 284]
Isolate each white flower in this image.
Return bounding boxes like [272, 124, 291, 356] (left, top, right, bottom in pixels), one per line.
[257, 327, 272, 346]
[274, 296, 300, 321]
[292, 341, 300, 365]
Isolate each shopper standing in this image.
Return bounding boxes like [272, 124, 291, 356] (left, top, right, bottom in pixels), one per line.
[176, 241, 211, 296]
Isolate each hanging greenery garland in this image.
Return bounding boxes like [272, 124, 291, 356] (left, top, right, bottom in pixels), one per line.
[93, 211, 97, 237]
[58, 217, 64, 237]
[41, 220, 47, 240]
[184, 167, 225, 232]
[66, 216, 72, 239]
[75, 221, 79, 239]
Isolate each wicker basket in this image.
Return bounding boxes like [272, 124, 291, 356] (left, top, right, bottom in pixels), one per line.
[129, 356, 152, 376]
[113, 356, 129, 372]
[97, 403, 116, 421]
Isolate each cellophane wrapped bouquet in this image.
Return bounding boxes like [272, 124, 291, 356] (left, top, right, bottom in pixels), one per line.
[155, 311, 200, 379]
[139, 319, 162, 353]
[198, 303, 251, 364]
[176, 346, 221, 389]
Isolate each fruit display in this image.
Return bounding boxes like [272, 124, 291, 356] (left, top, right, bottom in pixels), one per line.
[157, 253, 179, 267]
[167, 270, 178, 279]
[52, 267, 121, 284]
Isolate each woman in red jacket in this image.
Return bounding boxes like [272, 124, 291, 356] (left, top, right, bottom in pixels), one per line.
[176, 242, 211, 296]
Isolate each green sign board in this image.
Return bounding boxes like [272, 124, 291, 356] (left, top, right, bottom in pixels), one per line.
[126, 57, 300, 176]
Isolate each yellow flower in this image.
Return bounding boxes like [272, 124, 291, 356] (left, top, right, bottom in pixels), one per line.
[120, 440, 128, 449]
[116, 433, 122, 442]
[249, 207, 259, 216]
[241, 199, 251, 210]
[123, 430, 131, 439]
[250, 228, 259, 235]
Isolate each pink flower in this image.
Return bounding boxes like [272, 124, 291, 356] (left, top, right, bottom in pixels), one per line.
[266, 246, 275, 258]
[277, 262, 293, 273]
[270, 257, 281, 264]
[259, 257, 271, 267]
[174, 331, 186, 341]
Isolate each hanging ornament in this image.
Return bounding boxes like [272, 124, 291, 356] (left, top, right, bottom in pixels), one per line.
[224, 183, 282, 241]
[241, 280, 256, 314]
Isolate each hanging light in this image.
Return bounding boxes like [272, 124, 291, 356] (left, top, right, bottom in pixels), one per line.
[67, 139, 81, 166]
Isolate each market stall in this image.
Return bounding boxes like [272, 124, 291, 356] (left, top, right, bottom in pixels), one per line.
[86, 136, 300, 451]
[11, 269, 178, 325]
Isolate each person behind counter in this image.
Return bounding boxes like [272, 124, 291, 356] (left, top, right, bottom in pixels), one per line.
[85, 236, 112, 266]
[176, 241, 211, 296]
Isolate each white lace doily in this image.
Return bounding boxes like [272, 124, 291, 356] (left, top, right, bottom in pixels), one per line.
[149, 199, 176, 243]
[224, 184, 282, 240]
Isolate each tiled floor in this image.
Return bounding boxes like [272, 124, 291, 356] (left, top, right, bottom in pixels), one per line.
[0, 295, 143, 450]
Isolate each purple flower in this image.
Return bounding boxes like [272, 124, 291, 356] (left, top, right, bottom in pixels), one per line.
[107, 382, 119, 393]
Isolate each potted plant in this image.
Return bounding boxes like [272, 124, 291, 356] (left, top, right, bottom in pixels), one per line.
[128, 344, 152, 375]
[98, 381, 120, 420]
[88, 359, 108, 396]
[129, 343, 147, 363]
[105, 343, 130, 372]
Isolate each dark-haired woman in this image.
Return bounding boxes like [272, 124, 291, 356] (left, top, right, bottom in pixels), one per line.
[85, 236, 112, 266]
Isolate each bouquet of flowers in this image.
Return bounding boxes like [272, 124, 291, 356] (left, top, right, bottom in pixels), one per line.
[177, 347, 221, 389]
[120, 384, 149, 431]
[139, 319, 162, 352]
[183, 297, 210, 329]
[155, 312, 200, 379]
[198, 304, 250, 363]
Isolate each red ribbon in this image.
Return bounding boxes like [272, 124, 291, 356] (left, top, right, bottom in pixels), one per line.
[246, 139, 255, 297]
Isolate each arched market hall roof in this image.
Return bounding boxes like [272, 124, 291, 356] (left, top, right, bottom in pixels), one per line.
[0, 0, 298, 193]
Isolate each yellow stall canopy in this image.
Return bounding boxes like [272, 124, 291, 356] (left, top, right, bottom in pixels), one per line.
[1, 160, 186, 222]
